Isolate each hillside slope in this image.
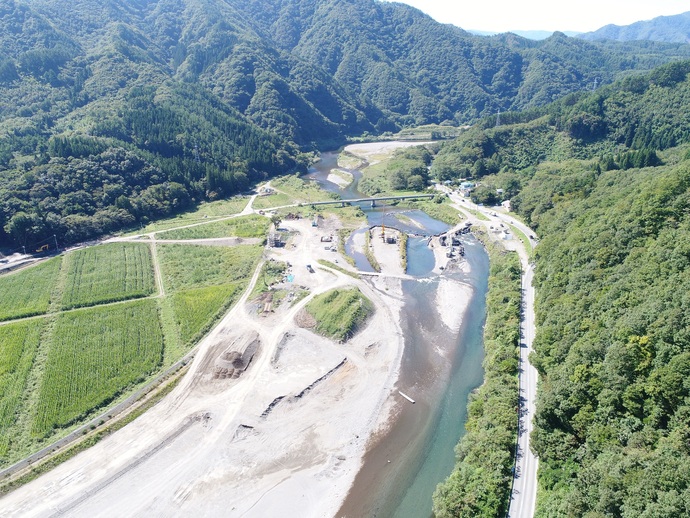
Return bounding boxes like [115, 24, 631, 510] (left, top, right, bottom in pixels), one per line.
[580, 10, 690, 44]
[2, 0, 690, 248]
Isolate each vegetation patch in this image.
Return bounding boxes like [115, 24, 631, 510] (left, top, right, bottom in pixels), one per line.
[156, 214, 269, 240]
[271, 174, 332, 204]
[61, 243, 155, 309]
[157, 244, 263, 292]
[433, 237, 521, 518]
[316, 259, 360, 279]
[337, 150, 366, 170]
[171, 283, 241, 345]
[32, 299, 164, 437]
[358, 146, 433, 196]
[0, 320, 45, 457]
[251, 260, 288, 298]
[363, 230, 381, 272]
[252, 191, 295, 210]
[305, 288, 373, 342]
[0, 258, 61, 321]
[398, 197, 463, 225]
[399, 232, 409, 272]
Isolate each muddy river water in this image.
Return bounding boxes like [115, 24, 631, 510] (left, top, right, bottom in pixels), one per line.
[306, 150, 488, 517]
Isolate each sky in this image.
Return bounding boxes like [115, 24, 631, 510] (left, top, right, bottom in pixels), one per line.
[386, 0, 690, 33]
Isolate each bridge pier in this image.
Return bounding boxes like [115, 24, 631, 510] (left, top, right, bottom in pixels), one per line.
[371, 200, 376, 208]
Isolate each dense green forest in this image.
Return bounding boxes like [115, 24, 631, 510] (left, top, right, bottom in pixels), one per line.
[433, 237, 521, 518]
[2, 0, 690, 248]
[432, 60, 690, 517]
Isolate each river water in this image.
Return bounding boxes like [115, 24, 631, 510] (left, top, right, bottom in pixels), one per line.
[305, 150, 489, 517]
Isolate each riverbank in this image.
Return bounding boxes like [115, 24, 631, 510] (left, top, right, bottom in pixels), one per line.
[0, 219, 475, 518]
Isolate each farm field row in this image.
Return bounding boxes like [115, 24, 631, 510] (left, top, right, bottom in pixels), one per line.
[0, 240, 264, 467]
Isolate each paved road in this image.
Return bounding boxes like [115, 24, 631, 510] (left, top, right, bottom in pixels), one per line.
[508, 262, 539, 518]
[444, 190, 539, 518]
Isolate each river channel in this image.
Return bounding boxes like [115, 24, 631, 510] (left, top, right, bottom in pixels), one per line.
[305, 149, 489, 517]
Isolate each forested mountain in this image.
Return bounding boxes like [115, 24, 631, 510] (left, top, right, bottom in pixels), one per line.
[580, 11, 690, 44]
[2, 0, 690, 249]
[432, 60, 690, 517]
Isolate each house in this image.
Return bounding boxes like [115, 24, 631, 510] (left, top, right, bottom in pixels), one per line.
[501, 199, 511, 211]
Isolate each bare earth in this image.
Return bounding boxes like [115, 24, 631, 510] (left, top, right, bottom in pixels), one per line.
[0, 144, 473, 518]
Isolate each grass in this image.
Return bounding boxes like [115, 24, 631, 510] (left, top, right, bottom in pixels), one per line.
[338, 229, 357, 267]
[463, 207, 491, 221]
[400, 232, 409, 272]
[156, 214, 269, 240]
[0, 320, 45, 456]
[305, 288, 373, 342]
[0, 258, 61, 321]
[0, 365, 185, 496]
[157, 244, 263, 292]
[251, 260, 288, 299]
[364, 230, 381, 272]
[61, 243, 155, 309]
[157, 244, 263, 350]
[337, 151, 366, 170]
[252, 191, 295, 210]
[170, 283, 242, 345]
[398, 198, 464, 226]
[316, 260, 360, 279]
[123, 197, 251, 235]
[32, 299, 164, 437]
[508, 223, 533, 256]
[271, 174, 333, 204]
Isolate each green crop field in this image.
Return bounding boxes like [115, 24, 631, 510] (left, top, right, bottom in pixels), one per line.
[61, 243, 155, 309]
[305, 288, 373, 341]
[158, 244, 263, 348]
[158, 244, 263, 291]
[0, 320, 45, 456]
[156, 214, 269, 240]
[0, 258, 61, 321]
[171, 283, 242, 344]
[32, 299, 164, 436]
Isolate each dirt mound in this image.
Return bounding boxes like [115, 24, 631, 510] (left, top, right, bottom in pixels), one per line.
[212, 337, 260, 379]
[295, 308, 317, 329]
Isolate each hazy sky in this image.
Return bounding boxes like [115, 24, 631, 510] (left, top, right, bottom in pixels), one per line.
[387, 0, 689, 33]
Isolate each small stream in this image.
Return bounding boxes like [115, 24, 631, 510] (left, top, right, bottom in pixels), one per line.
[306, 149, 489, 517]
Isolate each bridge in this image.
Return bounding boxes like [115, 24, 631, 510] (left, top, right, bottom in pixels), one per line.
[306, 194, 435, 208]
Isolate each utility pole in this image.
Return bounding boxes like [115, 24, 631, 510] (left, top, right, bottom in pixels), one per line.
[495, 109, 501, 127]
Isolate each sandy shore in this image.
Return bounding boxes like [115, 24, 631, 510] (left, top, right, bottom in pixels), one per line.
[0, 146, 474, 518]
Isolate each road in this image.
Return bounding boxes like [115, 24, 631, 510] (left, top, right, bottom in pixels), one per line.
[444, 190, 539, 518]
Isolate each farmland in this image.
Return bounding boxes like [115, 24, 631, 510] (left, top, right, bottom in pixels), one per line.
[0, 258, 61, 321]
[32, 299, 164, 437]
[157, 244, 263, 291]
[157, 243, 263, 353]
[170, 283, 242, 345]
[156, 214, 269, 240]
[61, 243, 156, 309]
[0, 233, 263, 465]
[0, 320, 45, 457]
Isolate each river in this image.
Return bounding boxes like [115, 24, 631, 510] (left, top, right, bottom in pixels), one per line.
[305, 149, 488, 517]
